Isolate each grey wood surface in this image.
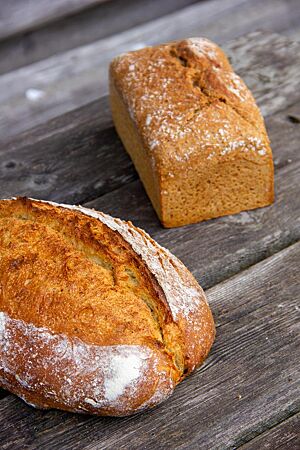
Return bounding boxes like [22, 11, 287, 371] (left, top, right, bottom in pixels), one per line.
[0, 0, 110, 40]
[1, 32, 299, 203]
[0, 0, 299, 446]
[86, 141, 300, 291]
[1, 98, 299, 291]
[0, 33, 300, 206]
[0, 242, 299, 449]
[0, 0, 197, 75]
[240, 413, 300, 449]
[1, 0, 300, 140]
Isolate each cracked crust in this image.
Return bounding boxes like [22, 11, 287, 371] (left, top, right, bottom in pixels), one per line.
[109, 37, 274, 227]
[0, 198, 215, 416]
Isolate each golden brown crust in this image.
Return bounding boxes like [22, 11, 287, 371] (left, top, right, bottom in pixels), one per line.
[110, 37, 274, 227]
[0, 198, 215, 415]
[0, 312, 175, 416]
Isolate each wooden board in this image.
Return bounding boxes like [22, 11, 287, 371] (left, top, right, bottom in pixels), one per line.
[1, 99, 299, 291]
[0, 242, 299, 449]
[1, 96, 299, 206]
[1, 32, 299, 292]
[0, 0, 110, 40]
[0, 0, 198, 75]
[1, 31, 299, 146]
[1, 0, 300, 139]
[0, 28, 299, 449]
[240, 413, 300, 449]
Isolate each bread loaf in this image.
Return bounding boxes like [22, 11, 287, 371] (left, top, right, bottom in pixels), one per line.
[0, 197, 215, 416]
[109, 38, 274, 228]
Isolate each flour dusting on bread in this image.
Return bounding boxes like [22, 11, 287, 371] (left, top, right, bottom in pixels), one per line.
[110, 38, 274, 227]
[103, 352, 144, 402]
[0, 197, 215, 415]
[0, 311, 173, 414]
[110, 38, 269, 163]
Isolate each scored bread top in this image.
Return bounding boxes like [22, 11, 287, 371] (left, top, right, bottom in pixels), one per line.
[0, 198, 215, 415]
[110, 38, 272, 170]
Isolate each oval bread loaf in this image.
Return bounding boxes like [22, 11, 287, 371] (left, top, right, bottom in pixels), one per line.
[0, 197, 215, 416]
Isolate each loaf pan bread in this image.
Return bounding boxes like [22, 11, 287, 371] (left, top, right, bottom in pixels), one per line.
[109, 38, 274, 227]
[0, 197, 215, 416]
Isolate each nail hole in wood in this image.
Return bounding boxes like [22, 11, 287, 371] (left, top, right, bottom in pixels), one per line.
[5, 161, 16, 169]
[287, 115, 300, 124]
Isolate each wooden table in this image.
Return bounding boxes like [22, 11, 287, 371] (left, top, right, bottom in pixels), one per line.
[0, 12, 299, 450]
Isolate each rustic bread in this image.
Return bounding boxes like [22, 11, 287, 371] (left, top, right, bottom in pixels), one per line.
[109, 37, 274, 228]
[0, 197, 215, 416]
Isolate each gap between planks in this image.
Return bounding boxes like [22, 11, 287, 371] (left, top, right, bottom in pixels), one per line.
[239, 411, 300, 449]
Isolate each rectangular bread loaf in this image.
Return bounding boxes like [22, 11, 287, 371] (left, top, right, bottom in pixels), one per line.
[109, 38, 274, 228]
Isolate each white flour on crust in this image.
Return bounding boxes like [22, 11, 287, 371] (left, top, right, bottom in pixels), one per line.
[0, 311, 173, 413]
[0, 198, 210, 412]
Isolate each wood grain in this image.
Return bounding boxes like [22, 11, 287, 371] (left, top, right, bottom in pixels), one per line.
[1, 4, 300, 138]
[0, 242, 299, 449]
[0, 0, 110, 40]
[1, 99, 297, 291]
[0, 28, 299, 449]
[1, 96, 299, 206]
[0, 98, 136, 204]
[288, 26, 300, 43]
[1, 32, 300, 207]
[86, 158, 300, 291]
[0, 0, 198, 75]
[240, 413, 300, 449]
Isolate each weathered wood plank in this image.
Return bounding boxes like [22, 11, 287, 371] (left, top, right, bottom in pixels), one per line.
[1, 4, 300, 138]
[0, 389, 7, 400]
[0, 0, 198, 75]
[1, 94, 299, 293]
[288, 26, 300, 43]
[0, 95, 297, 211]
[225, 33, 300, 118]
[86, 159, 300, 291]
[0, 242, 299, 449]
[1, 96, 299, 205]
[0, 0, 110, 40]
[240, 413, 300, 449]
[0, 84, 114, 204]
[0, 98, 137, 204]
[0, 32, 300, 205]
